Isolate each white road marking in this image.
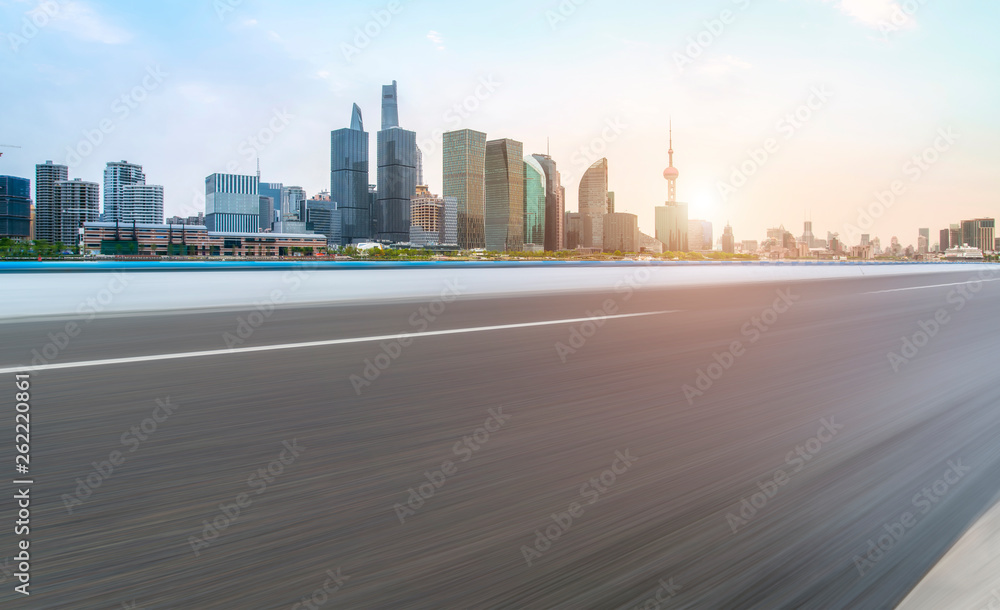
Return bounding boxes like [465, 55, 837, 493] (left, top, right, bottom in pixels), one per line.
[0, 311, 678, 374]
[864, 277, 1000, 295]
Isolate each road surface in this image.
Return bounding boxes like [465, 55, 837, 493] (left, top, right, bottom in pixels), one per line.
[2, 265, 999, 608]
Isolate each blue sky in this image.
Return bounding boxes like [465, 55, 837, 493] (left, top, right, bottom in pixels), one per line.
[2, 0, 998, 245]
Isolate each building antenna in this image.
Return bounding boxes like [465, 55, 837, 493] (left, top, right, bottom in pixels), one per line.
[547, 137, 550, 157]
[256, 158, 261, 181]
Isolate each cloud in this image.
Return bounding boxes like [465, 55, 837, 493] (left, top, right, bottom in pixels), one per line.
[426, 30, 445, 51]
[823, 0, 916, 30]
[43, 1, 133, 44]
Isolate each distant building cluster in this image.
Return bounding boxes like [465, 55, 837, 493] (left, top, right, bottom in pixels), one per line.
[3, 79, 995, 259]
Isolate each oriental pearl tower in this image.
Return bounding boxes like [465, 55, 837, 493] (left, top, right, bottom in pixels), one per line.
[663, 120, 680, 203]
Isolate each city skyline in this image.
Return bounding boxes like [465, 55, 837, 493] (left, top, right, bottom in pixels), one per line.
[1, 0, 997, 245]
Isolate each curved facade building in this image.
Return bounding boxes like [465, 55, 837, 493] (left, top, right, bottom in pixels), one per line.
[523, 155, 546, 250]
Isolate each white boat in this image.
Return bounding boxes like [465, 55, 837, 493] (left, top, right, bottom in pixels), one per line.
[943, 245, 984, 261]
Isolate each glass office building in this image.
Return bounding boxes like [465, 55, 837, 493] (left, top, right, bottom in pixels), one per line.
[331, 104, 370, 246]
[304, 199, 342, 246]
[655, 202, 689, 252]
[443, 129, 487, 249]
[205, 173, 259, 233]
[258, 182, 283, 231]
[485, 138, 524, 252]
[0, 175, 31, 239]
[523, 155, 546, 250]
[375, 127, 417, 242]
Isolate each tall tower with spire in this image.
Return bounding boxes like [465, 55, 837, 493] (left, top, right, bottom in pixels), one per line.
[655, 120, 688, 251]
[663, 120, 679, 203]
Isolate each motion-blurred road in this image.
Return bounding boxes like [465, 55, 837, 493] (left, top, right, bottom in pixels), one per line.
[2, 267, 1000, 608]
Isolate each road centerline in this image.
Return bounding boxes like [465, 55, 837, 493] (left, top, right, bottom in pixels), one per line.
[0, 310, 679, 374]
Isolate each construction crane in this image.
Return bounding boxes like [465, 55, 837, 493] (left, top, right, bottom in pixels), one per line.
[0, 144, 22, 158]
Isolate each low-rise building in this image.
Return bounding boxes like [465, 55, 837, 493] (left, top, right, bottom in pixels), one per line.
[82, 221, 326, 257]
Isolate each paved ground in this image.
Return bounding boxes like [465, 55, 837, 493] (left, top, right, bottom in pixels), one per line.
[2, 267, 999, 608]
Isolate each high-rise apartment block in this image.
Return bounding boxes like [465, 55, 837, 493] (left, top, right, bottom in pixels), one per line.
[35, 161, 98, 245]
[122, 184, 164, 224]
[103, 161, 145, 222]
[53, 178, 99, 245]
[34, 160, 68, 243]
[408, 185, 458, 246]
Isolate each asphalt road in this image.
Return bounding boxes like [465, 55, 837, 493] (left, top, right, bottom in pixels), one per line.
[2, 267, 1000, 609]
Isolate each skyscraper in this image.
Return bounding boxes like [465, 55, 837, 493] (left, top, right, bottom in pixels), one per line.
[918, 228, 930, 254]
[258, 182, 283, 230]
[381, 80, 399, 130]
[940, 228, 950, 252]
[331, 103, 370, 245]
[523, 155, 546, 250]
[376, 81, 417, 243]
[282, 186, 306, 219]
[722, 223, 735, 253]
[565, 212, 582, 249]
[688, 220, 712, 251]
[444, 129, 487, 249]
[103, 161, 145, 222]
[205, 173, 259, 232]
[485, 138, 524, 252]
[35, 160, 68, 243]
[603, 212, 638, 252]
[531, 153, 565, 251]
[52, 178, 99, 245]
[802, 220, 815, 247]
[0, 175, 31, 239]
[579, 158, 608, 249]
[303, 199, 342, 247]
[607, 191, 615, 214]
[950, 224, 962, 249]
[259, 196, 276, 231]
[416, 146, 424, 187]
[655, 125, 688, 252]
